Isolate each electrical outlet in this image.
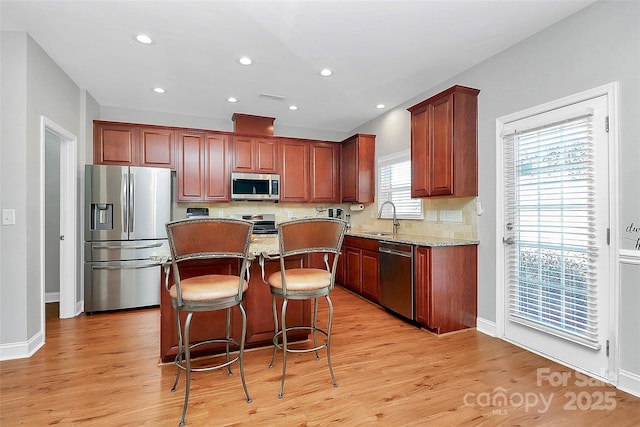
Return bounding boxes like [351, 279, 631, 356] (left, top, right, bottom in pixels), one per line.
[2, 209, 16, 225]
[426, 210, 438, 221]
[439, 210, 463, 223]
[218, 210, 224, 218]
[287, 211, 293, 219]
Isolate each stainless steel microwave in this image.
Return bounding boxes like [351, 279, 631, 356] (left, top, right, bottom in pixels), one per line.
[231, 172, 280, 201]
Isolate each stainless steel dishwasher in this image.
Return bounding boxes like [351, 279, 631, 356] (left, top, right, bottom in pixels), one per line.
[378, 241, 414, 320]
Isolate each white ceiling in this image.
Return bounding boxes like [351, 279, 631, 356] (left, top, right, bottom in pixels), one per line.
[1, 0, 594, 133]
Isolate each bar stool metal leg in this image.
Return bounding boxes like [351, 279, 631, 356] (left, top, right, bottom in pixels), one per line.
[278, 298, 289, 399]
[325, 295, 338, 388]
[179, 311, 194, 427]
[238, 303, 252, 403]
[269, 295, 278, 369]
[171, 307, 183, 393]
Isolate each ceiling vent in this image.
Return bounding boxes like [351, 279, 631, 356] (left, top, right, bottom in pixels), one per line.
[259, 93, 286, 101]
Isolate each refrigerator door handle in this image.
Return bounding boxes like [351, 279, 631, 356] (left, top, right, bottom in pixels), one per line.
[91, 262, 161, 271]
[122, 171, 128, 234]
[129, 171, 135, 235]
[90, 242, 164, 250]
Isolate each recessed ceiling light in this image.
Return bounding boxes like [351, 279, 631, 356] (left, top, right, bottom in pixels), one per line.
[135, 34, 153, 44]
[320, 68, 333, 77]
[227, 97, 238, 103]
[288, 105, 298, 111]
[153, 87, 166, 94]
[376, 104, 385, 109]
[238, 56, 253, 65]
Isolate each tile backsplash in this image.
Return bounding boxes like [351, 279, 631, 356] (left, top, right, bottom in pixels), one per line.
[174, 197, 478, 241]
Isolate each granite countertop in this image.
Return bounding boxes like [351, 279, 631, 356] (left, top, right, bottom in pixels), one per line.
[346, 230, 479, 247]
[158, 230, 478, 266]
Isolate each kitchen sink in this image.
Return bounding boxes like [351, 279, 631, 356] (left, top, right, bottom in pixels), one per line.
[361, 231, 393, 237]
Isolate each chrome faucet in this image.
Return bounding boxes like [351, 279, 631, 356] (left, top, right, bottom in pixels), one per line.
[377, 201, 400, 235]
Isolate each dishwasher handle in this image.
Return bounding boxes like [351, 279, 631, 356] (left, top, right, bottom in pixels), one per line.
[379, 245, 413, 257]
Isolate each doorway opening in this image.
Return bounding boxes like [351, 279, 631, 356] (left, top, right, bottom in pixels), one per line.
[41, 116, 77, 327]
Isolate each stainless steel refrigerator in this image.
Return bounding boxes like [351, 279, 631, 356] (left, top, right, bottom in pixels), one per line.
[84, 164, 171, 313]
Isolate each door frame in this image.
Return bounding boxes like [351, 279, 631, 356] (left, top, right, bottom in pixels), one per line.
[494, 82, 620, 384]
[40, 116, 78, 323]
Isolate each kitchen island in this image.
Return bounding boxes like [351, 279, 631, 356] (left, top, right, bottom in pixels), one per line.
[159, 235, 312, 363]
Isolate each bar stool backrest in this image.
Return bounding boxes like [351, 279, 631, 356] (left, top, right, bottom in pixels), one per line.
[278, 217, 347, 258]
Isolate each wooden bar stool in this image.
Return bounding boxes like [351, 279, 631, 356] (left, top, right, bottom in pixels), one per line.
[165, 217, 254, 426]
[261, 217, 347, 398]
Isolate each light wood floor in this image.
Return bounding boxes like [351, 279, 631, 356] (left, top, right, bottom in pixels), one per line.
[1, 287, 639, 426]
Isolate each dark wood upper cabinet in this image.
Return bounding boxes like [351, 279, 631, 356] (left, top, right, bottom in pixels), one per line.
[280, 139, 340, 203]
[176, 131, 231, 202]
[176, 131, 206, 201]
[94, 122, 139, 166]
[204, 133, 230, 201]
[280, 139, 310, 202]
[94, 121, 175, 169]
[408, 85, 479, 198]
[139, 127, 175, 169]
[310, 141, 340, 203]
[232, 136, 278, 173]
[341, 134, 375, 203]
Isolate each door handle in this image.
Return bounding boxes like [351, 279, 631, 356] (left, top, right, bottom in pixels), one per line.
[503, 237, 514, 245]
[60, 235, 64, 241]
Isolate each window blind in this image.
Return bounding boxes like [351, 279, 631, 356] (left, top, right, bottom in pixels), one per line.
[503, 111, 600, 349]
[378, 151, 423, 219]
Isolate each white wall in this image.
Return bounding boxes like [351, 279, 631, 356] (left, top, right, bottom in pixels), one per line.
[353, 0, 640, 382]
[1, 32, 83, 358]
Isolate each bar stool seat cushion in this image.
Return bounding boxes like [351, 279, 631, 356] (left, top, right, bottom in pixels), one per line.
[267, 268, 331, 291]
[169, 275, 248, 301]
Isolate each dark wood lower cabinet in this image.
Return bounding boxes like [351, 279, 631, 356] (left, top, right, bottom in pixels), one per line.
[160, 256, 311, 363]
[336, 236, 379, 303]
[415, 245, 477, 334]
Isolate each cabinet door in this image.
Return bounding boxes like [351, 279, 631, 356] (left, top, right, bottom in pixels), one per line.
[94, 123, 138, 165]
[204, 134, 230, 201]
[280, 140, 309, 202]
[232, 137, 278, 173]
[414, 247, 432, 326]
[410, 107, 430, 198]
[139, 127, 175, 169]
[429, 95, 454, 196]
[232, 136, 255, 171]
[344, 247, 362, 293]
[256, 138, 278, 173]
[177, 132, 205, 201]
[341, 138, 357, 202]
[310, 142, 340, 203]
[245, 256, 311, 346]
[361, 249, 379, 302]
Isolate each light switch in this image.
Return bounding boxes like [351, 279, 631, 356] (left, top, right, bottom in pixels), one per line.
[2, 209, 16, 225]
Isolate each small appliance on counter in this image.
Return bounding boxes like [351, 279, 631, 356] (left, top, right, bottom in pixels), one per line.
[186, 207, 210, 218]
[229, 213, 278, 235]
[328, 208, 343, 219]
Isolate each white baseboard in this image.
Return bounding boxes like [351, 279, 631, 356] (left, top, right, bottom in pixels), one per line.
[76, 300, 84, 316]
[45, 292, 60, 303]
[618, 369, 640, 398]
[0, 331, 44, 361]
[476, 317, 496, 337]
